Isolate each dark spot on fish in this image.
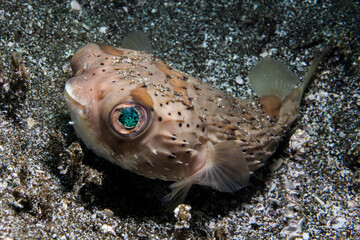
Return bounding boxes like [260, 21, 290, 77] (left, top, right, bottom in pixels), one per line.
[105, 57, 108, 60]
[168, 112, 171, 116]
[92, 73, 96, 75]
[166, 74, 171, 79]
[112, 80, 116, 83]
[100, 62, 104, 65]
[171, 135, 176, 141]
[182, 86, 187, 90]
[102, 69, 105, 72]
[178, 112, 181, 116]
[166, 102, 169, 105]
[240, 139, 246, 142]
[179, 123, 182, 127]
[186, 124, 190, 128]
[196, 124, 199, 128]
[141, 84, 147, 88]
[167, 66, 173, 70]
[154, 93, 158, 96]
[149, 72, 153, 76]
[160, 103, 163, 107]
[90, 88, 93, 91]
[186, 150, 191, 154]
[194, 84, 201, 90]
[222, 119, 231, 125]
[121, 88, 124, 90]
[237, 122, 240, 125]
[158, 117, 162, 121]
[202, 127, 205, 132]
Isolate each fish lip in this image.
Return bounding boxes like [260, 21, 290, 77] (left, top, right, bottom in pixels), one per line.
[64, 82, 86, 112]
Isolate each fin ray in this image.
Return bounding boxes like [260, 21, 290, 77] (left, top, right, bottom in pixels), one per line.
[192, 141, 250, 192]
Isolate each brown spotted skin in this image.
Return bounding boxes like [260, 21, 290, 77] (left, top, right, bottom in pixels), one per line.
[65, 44, 291, 183]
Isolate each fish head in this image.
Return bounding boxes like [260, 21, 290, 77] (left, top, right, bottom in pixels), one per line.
[64, 44, 203, 178]
[64, 44, 157, 169]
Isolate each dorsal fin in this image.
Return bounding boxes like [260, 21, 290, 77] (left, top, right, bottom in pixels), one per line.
[122, 31, 153, 53]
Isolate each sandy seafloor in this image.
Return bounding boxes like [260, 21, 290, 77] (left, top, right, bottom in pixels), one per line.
[0, 0, 359, 239]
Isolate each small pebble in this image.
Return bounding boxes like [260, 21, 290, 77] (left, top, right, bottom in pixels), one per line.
[174, 204, 191, 229]
[70, 1, 82, 11]
[100, 224, 116, 236]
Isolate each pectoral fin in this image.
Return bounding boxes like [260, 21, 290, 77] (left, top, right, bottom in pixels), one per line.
[163, 141, 250, 208]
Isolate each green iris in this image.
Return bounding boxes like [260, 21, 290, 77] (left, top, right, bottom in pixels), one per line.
[118, 107, 140, 129]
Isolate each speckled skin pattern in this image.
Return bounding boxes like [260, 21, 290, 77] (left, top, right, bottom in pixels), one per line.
[65, 44, 297, 193]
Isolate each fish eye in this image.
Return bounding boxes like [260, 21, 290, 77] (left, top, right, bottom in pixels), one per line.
[109, 102, 151, 138]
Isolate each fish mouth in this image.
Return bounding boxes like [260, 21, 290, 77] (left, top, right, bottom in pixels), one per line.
[64, 81, 86, 114]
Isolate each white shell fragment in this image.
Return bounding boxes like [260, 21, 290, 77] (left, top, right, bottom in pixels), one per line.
[174, 204, 191, 229]
[100, 224, 116, 236]
[290, 129, 311, 154]
[70, 1, 82, 11]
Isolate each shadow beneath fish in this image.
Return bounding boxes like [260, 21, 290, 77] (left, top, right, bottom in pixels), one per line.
[78, 149, 270, 219]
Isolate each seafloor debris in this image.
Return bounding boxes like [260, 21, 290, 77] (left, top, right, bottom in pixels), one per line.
[51, 130, 103, 194]
[174, 204, 192, 229]
[289, 129, 311, 154]
[10, 51, 29, 78]
[100, 224, 116, 236]
[0, 50, 29, 122]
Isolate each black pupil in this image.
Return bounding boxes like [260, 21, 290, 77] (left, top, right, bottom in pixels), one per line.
[118, 107, 140, 129]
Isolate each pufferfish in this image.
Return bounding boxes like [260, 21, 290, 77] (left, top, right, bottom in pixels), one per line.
[64, 31, 323, 205]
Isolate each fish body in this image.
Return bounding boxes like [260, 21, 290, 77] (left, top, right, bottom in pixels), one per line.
[65, 33, 322, 204]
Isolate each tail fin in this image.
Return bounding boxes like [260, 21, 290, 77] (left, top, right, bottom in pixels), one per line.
[279, 51, 325, 121]
[249, 59, 300, 102]
[249, 52, 325, 121]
